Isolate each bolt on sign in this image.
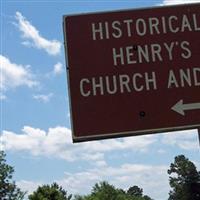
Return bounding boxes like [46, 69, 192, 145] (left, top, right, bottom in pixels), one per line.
[63, 3, 200, 142]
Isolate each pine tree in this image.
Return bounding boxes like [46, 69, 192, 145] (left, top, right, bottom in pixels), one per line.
[168, 155, 200, 200]
[0, 151, 25, 200]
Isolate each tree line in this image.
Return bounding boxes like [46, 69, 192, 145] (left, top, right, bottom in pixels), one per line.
[0, 150, 200, 200]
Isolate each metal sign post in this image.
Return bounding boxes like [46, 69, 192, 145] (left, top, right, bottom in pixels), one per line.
[198, 128, 200, 147]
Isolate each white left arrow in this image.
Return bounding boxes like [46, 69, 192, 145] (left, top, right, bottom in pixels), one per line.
[171, 99, 200, 116]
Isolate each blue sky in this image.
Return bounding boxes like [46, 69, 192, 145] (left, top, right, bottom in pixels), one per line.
[1, 0, 200, 199]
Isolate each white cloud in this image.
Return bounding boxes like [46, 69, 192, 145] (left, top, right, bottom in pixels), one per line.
[46, 164, 169, 200]
[15, 12, 61, 56]
[17, 163, 169, 200]
[2, 127, 199, 163]
[45, 62, 64, 78]
[17, 180, 42, 195]
[0, 93, 7, 100]
[161, 129, 199, 150]
[33, 93, 53, 103]
[1, 126, 157, 163]
[1, 126, 72, 159]
[0, 55, 38, 92]
[162, 0, 200, 5]
[53, 62, 63, 75]
[3, 127, 199, 200]
[81, 135, 157, 153]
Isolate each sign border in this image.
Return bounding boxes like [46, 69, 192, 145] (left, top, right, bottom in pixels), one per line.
[63, 3, 200, 143]
[72, 124, 200, 143]
[63, 3, 200, 19]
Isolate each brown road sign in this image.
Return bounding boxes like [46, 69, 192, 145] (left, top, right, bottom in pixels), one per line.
[63, 3, 200, 142]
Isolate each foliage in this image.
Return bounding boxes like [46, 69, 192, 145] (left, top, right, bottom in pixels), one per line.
[3, 148, 199, 200]
[127, 186, 143, 197]
[168, 155, 200, 200]
[73, 181, 153, 200]
[0, 150, 26, 200]
[28, 182, 72, 200]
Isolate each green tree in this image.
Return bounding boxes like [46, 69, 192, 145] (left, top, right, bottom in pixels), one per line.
[127, 186, 143, 197]
[0, 151, 25, 200]
[127, 185, 153, 200]
[28, 182, 72, 200]
[73, 195, 85, 200]
[168, 155, 200, 200]
[74, 181, 128, 200]
[90, 181, 121, 200]
[74, 181, 153, 200]
[143, 195, 152, 200]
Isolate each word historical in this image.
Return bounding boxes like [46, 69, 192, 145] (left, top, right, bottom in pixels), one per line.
[91, 13, 199, 66]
